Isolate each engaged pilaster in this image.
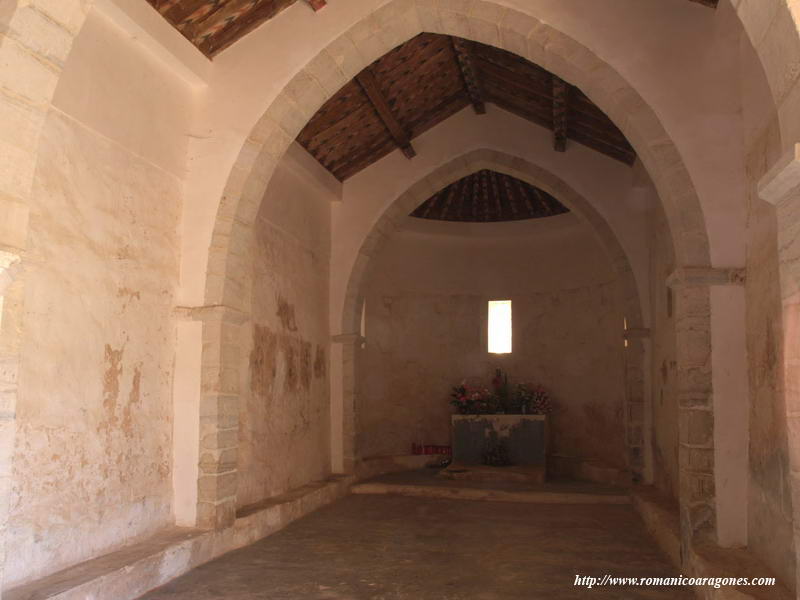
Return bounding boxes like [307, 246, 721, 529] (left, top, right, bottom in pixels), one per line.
[332, 333, 364, 475]
[176, 305, 248, 530]
[667, 266, 745, 551]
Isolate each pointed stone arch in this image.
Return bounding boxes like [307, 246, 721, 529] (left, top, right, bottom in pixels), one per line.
[339, 148, 648, 482]
[198, 0, 715, 554]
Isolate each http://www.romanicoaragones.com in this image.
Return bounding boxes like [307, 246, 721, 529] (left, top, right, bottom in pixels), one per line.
[574, 574, 776, 590]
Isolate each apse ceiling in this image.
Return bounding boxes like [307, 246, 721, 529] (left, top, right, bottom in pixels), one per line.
[411, 170, 568, 223]
[298, 33, 636, 180]
[145, 1, 717, 58]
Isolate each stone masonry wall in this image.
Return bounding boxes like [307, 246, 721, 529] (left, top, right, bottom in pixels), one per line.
[733, 18, 798, 587]
[648, 203, 679, 501]
[741, 32, 797, 587]
[358, 215, 626, 471]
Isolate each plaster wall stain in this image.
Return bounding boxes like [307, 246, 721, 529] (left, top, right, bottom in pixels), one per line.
[117, 287, 141, 310]
[239, 185, 332, 507]
[314, 345, 326, 379]
[7, 66, 181, 587]
[250, 325, 278, 397]
[300, 341, 312, 390]
[284, 342, 297, 392]
[102, 344, 124, 424]
[276, 295, 298, 332]
[122, 364, 142, 439]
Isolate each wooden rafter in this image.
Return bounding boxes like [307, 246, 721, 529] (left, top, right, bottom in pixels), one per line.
[552, 75, 568, 152]
[199, 0, 295, 56]
[145, 0, 301, 57]
[452, 38, 486, 115]
[356, 67, 416, 159]
[297, 33, 638, 179]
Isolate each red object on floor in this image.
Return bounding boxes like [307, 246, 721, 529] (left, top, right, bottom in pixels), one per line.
[411, 444, 452, 455]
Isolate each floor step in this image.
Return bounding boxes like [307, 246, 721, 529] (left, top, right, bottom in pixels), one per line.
[351, 481, 630, 504]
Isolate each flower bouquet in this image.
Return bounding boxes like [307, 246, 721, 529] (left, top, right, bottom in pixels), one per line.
[449, 382, 499, 415]
[450, 371, 553, 415]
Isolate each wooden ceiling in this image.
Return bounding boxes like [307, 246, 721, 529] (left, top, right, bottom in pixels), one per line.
[144, 0, 325, 57]
[297, 34, 637, 181]
[410, 170, 569, 222]
[146, 1, 717, 59]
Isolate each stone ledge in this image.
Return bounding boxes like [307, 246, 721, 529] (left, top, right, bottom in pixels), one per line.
[631, 487, 682, 568]
[355, 454, 438, 480]
[688, 538, 793, 600]
[623, 327, 651, 340]
[5, 475, 354, 600]
[351, 482, 630, 504]
[174, 304, 249, 324]
[667, 267, 746, 289]
[331, 332, 365, 345]
[5, 528, 207, 600]
[758, 143, 800, 206]
[631, 487, 793, 600]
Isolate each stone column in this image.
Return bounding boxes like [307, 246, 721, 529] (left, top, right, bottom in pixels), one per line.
[623, 328, 650, 483]
[758, 143, 800, 592]
[179, 305, 248, 530]
[332, 333, 364, 475]
[667, 267, 745, 553]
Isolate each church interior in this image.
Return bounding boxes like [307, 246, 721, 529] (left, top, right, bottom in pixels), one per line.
[1, 0, 800, 597]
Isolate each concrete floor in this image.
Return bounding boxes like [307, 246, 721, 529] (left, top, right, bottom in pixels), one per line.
[139, 492, 691, 599]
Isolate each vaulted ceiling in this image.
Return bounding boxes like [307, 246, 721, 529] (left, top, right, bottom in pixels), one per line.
[297, 34, 637, 181]
[146, 1, 717, 59]
[410, 170, 569, 222]
[143, 3, 718, 180]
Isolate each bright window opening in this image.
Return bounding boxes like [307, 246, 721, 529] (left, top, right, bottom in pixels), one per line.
[488, 300, 512, 354]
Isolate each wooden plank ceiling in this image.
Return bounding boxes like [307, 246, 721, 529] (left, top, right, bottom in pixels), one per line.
[297, 33, 638, 181]
[411, 170, 569, 223]
[144, 0, 325, 57]
[145, 1, 717, 59]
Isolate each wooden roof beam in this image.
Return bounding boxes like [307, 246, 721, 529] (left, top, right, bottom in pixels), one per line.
[552, 75, 568, 152]
[356, 68, 416, 159]
[452, 38, 486, 115]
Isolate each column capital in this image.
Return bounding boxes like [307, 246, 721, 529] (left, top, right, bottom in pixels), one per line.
[667, 267, 745, 289]
[332, 333, 365, 345]
[759, 142, 800, 206]
[623, 328, 651, 340]
[174, 304, 249, 324]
